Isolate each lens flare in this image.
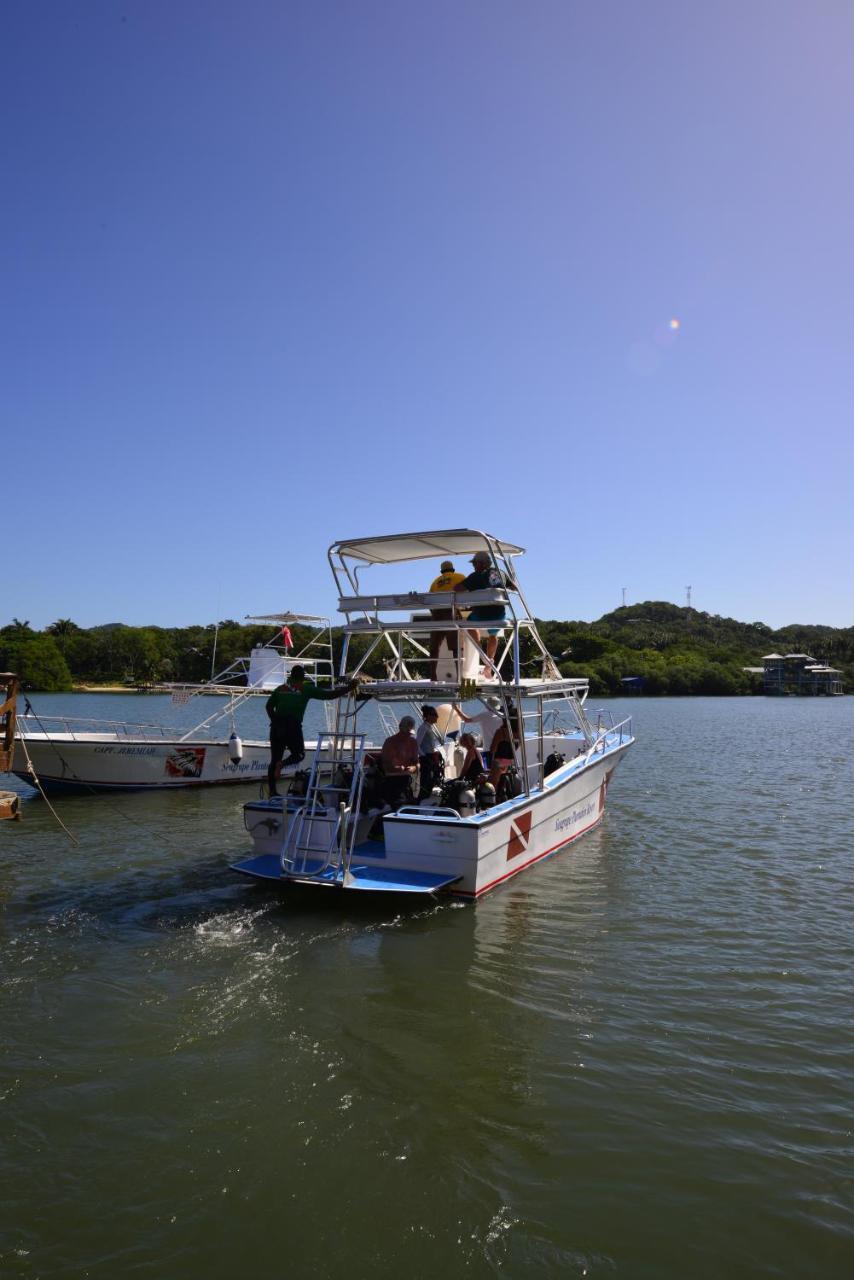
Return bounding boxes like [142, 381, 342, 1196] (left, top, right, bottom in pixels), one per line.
[669, 318, 681, 331]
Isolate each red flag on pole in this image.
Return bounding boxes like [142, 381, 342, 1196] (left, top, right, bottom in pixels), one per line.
[281, 626, 293, 650]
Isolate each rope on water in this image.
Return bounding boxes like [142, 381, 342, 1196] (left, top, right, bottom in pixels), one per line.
[16, 733, 79, 846]
[20, 700, 189, 857]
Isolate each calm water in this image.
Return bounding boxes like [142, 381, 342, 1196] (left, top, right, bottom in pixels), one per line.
[1, 695, 853, 1278]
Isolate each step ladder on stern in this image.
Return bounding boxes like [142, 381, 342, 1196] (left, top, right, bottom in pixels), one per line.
[280, 718, 368, 885]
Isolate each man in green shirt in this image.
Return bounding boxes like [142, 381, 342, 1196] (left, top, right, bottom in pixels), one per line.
[265, 665, 353, 797]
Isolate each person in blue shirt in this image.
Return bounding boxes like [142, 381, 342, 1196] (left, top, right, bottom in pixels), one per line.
[458, 550, 512, 666]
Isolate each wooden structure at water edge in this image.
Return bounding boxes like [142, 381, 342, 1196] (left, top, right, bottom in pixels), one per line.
[0, 674, 21, 820]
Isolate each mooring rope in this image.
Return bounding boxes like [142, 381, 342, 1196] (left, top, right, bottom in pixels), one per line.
[16, 732, 79, 845]
[19, 701, 190, 857]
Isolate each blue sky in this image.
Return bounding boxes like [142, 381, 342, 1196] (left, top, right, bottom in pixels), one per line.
[4, 1, 853, 630]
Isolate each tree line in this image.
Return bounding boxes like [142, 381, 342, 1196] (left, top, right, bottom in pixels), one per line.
[1, 603, 851, 695]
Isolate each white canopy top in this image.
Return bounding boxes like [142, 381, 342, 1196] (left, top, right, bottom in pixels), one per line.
[245, 612, 330, 625]
[330, 529, 524, 565]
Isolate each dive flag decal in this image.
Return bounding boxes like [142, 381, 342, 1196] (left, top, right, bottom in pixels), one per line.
[506, 811, 532, 861]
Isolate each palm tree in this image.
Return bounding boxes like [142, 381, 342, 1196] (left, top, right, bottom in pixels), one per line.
[47, 618, 78, 655]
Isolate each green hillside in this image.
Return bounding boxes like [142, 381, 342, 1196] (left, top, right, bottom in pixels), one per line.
[539, 602, 853, 695]
[1, 605, 851, 694]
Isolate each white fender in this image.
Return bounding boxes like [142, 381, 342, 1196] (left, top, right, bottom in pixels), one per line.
[434, 703, 461, 737]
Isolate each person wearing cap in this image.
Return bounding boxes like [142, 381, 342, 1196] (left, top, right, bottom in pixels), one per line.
[265, 664, 354, 797]
[416, 704, 445, 798]
[427, 559, 466, 680]
[458, 550, 511, 666]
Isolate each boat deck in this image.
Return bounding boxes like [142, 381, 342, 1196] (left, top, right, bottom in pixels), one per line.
[231, 849, 460, 894]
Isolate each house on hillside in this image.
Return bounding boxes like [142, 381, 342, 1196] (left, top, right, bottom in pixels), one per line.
[745, 653, 844, 696]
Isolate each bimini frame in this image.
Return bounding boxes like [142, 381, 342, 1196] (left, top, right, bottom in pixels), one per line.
[327, 529, 596, 798]
[168, 611, 335, 742]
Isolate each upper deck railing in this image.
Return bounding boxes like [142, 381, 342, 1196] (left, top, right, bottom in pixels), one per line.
[337, 587, 509, 622]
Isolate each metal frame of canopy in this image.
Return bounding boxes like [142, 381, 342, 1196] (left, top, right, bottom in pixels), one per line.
[325, 529, 594, 799]
[328, 529, 558, 689]
[329, 529, 524, 569]
[151, 612, 337, 742]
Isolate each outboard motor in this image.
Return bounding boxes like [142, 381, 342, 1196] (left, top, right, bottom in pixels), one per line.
[476, 780, 496, 812]
[228, 733, 243, 765]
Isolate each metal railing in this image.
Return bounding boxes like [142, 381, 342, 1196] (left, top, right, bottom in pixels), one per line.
[15, 713, 233, 743]
[583, 716, 633, 761]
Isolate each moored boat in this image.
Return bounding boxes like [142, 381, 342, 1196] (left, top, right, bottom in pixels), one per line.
[233, 530, 634, 897]
[6, 613, 339, 793]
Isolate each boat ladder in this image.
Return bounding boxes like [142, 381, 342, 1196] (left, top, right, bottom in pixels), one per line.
[280, 728, 368, 883]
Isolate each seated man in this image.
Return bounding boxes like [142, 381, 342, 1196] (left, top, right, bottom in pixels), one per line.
[427, 559, 466, 680]
[380, 715, 419, 810]
[457, 550, 512, 667]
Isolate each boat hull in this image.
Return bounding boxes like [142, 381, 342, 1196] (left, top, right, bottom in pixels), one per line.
[10, 735, 295, 792]
[240, 739, 631, 897]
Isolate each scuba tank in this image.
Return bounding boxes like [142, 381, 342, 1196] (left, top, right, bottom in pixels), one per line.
[420, 786, 443, 811]
[442, 778, 477, 818]
[476, 780, 496, 811]
[457, 787, 476, 819]
[334, 763, 354, 791]
[544, 751, 566, 777]
[228, 733, 243, 764]
[502, 769, 523, 800]
[289, 769, 309, 798]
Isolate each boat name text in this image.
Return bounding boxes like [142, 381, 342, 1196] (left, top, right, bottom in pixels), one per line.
[554, 800, 595, 833]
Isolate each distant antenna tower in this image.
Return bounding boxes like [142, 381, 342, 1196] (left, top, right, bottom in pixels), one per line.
[621, 587, 627, 608]
[685, 585, 692, 609]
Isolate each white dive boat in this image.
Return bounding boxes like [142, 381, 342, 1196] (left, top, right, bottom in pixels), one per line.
[7, 614, 337, 793]
[233, 530, 635, 898]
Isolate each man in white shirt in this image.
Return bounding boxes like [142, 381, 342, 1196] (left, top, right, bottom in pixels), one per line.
[416, 705, 445, 798]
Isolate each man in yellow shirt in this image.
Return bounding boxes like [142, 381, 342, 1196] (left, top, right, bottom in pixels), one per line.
[428, 559, 466, 680]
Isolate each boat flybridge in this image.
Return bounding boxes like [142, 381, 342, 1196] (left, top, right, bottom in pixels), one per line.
[7, 613, 339, 793]
[234, 530, 635, 898]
